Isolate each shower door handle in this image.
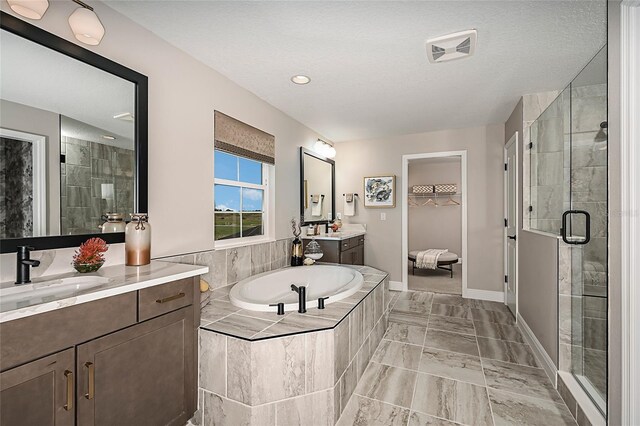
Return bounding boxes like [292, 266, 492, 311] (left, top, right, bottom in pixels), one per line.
[561, 210, 591, 245]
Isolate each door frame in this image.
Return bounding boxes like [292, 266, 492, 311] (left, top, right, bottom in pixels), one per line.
[620, 1, 640, 424]
[504, 132, 519, 314]
[401, 150, 468, 295]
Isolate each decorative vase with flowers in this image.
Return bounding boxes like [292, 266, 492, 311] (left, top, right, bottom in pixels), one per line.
[73, 237, 108, 273]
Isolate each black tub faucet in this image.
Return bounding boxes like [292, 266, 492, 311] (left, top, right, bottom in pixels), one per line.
[16, 246, 40, 285]
[290, 284, 307, 313]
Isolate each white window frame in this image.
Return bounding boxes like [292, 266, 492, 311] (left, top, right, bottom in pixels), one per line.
[213, 151, 273, 249]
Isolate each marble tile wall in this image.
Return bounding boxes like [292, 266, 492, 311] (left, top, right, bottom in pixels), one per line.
[61, 136, 134, 235]
[158, 238, 292, 293]
[0, 137, 33, 239]
[522, 90, 560, 232]
[194, 275, 392, 426]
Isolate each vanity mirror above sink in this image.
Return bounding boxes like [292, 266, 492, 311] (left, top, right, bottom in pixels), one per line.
[0, 12, 148, 253]
[299, 147, 335, 225]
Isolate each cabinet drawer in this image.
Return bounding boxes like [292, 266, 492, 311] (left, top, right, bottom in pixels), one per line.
[1, 292, 137, 372]
[138, 278, 194, 322]
[340, 239, 352, 251]
[350, 236, 365, 247]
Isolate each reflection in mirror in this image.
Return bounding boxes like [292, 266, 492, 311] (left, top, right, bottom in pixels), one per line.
[0, 28, 135, 239]
[300, 149, 335, 223]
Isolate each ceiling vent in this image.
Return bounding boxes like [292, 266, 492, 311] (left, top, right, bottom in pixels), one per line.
[426, 29, 477, 64]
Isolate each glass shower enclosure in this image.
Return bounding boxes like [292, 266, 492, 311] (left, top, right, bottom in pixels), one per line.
[529, 46, 608, 414]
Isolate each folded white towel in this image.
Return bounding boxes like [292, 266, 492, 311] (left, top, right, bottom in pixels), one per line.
[312, 197, 323, 216]
[344, 196, 356, 216]
[416, 249, 448, 269]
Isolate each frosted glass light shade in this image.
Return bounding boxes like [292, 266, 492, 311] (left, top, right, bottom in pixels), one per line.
[68, 7, 105, 46]
[7, 0, 49, 19]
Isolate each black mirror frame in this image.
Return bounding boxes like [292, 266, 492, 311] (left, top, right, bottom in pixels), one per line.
[299, 147, 335, 226]
[0, 11, 148, 253]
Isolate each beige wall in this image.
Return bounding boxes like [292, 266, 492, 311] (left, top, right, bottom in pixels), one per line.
[0, 2, 326, 257]
[335, 124, 505, 291]
[408, 159, 462, 255]
[0, 99, 61, 235]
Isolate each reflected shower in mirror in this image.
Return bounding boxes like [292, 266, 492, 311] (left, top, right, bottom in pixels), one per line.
[300, 148, 335, 224]
[0, 28, 135, 239]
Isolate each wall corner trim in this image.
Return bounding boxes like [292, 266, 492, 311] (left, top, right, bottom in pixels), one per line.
[516, 312, 557, 386]
[463, 289, 503, 302]
[389, 280, 404, 291]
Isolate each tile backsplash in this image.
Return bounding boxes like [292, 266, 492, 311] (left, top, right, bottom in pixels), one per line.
[158, 238, 292, 290]
[0, 238, 291, 286]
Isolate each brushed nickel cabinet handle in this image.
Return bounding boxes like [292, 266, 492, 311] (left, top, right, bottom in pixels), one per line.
[155, 292, 185, 304]
[84, 362, 94, 400]
[64, 370, 73, 410]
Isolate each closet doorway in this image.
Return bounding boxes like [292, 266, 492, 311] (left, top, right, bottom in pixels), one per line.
[401, 151, 467, 294]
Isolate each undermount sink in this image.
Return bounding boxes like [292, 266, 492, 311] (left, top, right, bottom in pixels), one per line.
[0, 276, 111, 307]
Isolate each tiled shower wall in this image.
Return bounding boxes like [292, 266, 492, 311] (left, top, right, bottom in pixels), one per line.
[522, 90, 560, 233]
[0, 137, 33, 238]
[61, 136, 134, 234]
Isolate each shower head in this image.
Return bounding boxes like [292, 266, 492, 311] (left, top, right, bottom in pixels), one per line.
[594, 121, 607, 143]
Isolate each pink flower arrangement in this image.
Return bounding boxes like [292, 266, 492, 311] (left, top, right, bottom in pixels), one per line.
[73, 238, 108, 272]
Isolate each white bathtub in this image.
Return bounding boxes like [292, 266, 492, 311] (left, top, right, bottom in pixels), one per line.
[229, 265, 364, 312]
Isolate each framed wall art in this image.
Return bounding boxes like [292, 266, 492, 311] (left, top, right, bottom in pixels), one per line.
[364, 175, 396, 208]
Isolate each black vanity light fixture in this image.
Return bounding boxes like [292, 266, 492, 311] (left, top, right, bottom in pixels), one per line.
[314, 138, 336, 159]
[5, 0, 105, 45]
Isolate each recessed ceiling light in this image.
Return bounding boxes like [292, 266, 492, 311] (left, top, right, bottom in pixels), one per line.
[291, 75, 311, 85]
[101, 135, 116, 140]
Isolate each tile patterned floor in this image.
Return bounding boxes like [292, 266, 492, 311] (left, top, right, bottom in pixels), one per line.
[338, 291, 577, 426]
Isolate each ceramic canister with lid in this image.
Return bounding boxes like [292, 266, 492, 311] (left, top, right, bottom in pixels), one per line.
[101, 212, 126, 233]
[125, 213, 151, 266]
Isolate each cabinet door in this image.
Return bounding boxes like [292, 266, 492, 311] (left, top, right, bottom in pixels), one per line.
[76, 307, 195, 426]
[353, 245, 364, 266]
[0, 348, 75, 426]
[340, 247, 355, 265]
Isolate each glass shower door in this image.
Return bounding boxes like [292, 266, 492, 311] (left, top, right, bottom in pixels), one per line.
[566, 47, 608, 413]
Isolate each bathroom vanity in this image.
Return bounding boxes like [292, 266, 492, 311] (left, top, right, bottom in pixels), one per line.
[0, 261, 207, 426]
[302, 230, 366, 265]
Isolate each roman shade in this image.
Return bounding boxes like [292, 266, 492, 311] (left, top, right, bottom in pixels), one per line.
[214, 111, 275, 164]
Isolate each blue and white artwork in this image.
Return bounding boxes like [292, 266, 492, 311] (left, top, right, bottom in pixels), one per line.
[364, 175, 395, 208]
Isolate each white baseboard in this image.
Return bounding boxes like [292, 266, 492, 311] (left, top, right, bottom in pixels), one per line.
[389, 280, 404, 291]
[463, 289, 503, 302]
[516, 313, 557, 386]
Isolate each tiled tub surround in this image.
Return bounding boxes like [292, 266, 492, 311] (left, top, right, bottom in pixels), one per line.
[194, 266, 392, 426]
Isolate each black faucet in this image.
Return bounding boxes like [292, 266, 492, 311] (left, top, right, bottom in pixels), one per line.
[290, 284, 307, 313]
[16, 246, 40, 285]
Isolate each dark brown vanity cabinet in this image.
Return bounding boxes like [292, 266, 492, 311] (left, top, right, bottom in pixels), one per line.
[0, 349, 75, 426]
[0, 277, 199, 426]
[304, 235, 365, 265]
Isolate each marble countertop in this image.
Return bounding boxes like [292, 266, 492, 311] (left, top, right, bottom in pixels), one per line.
[302, 230, 366, 241]
[200, 265, 388, 341]
[0, 261, 208, 323]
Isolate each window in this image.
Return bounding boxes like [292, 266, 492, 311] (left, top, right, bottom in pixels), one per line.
[214, 150, 268, 242]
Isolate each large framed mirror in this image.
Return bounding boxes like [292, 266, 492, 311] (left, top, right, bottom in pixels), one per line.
[299, 147, 335, 225]
[0, 11, 148, 253]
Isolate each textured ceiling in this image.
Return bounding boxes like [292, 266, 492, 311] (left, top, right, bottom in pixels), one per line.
[106, 1, 606, 142]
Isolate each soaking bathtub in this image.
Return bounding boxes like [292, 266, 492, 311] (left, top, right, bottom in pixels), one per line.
[229, 265, 364, 312]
